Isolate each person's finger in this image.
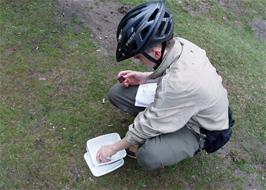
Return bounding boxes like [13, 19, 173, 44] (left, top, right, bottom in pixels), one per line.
[96, 151, 99, 160]
[124, 72, 136, 78]
[117, 70, 132, 78]
[102, 156, 111, 163]
[100, 154, 107, 163]
[102, 157, 107, 162]
[123, 79, 130, 87]
[100, 153, 105, 163]
[96, 151, 101, 162]
[123, 83, 129, 87]
[117, 71, 128, 78]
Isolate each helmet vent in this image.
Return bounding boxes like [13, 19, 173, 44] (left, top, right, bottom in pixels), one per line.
[165, 21, 171, 34]
[148, 9, 159, 22]
[141, 26, 150, 39]
[157, 21, 166, 36]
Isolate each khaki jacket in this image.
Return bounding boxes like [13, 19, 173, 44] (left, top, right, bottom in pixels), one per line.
[126, 37, 229, 145]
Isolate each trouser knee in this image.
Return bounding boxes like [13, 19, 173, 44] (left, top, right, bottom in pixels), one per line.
[137, 148, 192, 170]
[107, 84, 144, 116]
[136, 128, 199, 170]
[136, 147, 163, 170]
[107, 84, 127, 111]
[107, 85, 118, 105]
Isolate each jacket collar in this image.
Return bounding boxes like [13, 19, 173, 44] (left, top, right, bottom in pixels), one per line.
[148, 38, 183, 79]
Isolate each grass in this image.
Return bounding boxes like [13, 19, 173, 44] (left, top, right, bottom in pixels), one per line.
[1, 0, 265, 189]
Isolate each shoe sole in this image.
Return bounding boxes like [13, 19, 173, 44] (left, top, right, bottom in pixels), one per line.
[126, 149, 137, 159]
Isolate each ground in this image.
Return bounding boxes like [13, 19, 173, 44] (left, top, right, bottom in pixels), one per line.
[0, 0, 265, 189]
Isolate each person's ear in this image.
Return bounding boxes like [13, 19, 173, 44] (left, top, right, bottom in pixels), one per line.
[152, 46, 162, 59]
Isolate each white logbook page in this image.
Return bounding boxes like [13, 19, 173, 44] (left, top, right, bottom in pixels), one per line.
[135, 83, 157, 107]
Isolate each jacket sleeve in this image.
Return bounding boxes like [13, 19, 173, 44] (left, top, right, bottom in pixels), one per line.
[125, 74, 200, 145]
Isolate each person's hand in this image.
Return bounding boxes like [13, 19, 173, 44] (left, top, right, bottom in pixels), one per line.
[117, 70, 149, 87]
[96, 144, 117, 163]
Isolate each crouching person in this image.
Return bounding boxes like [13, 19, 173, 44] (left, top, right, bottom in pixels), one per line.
[96, 1, 234, 170]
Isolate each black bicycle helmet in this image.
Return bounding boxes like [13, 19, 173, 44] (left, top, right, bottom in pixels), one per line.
[116, 1, 174, 64]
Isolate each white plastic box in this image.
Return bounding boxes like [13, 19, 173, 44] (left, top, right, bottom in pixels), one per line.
[84, 133, 126, 177]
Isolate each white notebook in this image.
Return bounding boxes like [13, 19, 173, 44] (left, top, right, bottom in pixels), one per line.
[135, 83, 157, 107]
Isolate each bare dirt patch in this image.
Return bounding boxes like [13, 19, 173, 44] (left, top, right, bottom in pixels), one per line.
[218, 0, 266, 40]
[182, 0, 266, 40]
[181, 0, 212, 16]
[57, 0, 132, 55]
[218, 0, 246, 17]
[250, 19, 266, 41]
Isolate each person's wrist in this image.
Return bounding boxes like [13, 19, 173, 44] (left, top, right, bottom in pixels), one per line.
[140, 72, 148, 82]
[112, 143, 120, 152]
[144, 72, 152, 79]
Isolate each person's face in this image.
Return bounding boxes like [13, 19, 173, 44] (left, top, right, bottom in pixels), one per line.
[131, 46, 162, 68]
[131, 54, 154, 68]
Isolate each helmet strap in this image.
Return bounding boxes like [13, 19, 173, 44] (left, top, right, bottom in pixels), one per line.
[142, 41, 167, 70]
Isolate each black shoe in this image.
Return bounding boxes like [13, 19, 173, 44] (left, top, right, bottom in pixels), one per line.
[126, 149, 137, 159]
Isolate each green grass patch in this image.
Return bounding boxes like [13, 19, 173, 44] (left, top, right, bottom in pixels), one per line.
[1, 0, 265, 189]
